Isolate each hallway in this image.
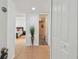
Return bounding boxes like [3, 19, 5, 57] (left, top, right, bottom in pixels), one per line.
[14, 36, 50, 59]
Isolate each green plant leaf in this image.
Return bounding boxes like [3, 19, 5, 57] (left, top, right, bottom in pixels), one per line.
[30, 26, 35, 37]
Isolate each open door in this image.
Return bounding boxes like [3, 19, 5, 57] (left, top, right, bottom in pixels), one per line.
[52, 0, 78, 59]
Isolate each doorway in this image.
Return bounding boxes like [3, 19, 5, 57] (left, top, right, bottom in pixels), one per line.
[13, 0, 51, 59]
[39, 14, 48, 45]
[15, 16, 26, 58]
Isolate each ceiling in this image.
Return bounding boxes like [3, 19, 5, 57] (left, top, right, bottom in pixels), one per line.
[13, 0, 50, 14]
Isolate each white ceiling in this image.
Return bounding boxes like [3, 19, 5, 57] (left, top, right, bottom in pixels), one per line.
[13, 0, 50, 14]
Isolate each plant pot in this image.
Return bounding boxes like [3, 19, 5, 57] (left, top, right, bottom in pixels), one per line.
[31, 36, 34, 46]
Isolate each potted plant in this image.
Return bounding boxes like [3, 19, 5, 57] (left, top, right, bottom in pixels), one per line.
[30, 26, 35, 46]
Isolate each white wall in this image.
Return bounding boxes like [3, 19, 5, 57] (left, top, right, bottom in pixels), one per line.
[7, 0, 16, 59]
[26, 13, 39, 46]
[0, 0, 16, 59]
[0, 0, 7, 54]
[16, 17, 26, 31]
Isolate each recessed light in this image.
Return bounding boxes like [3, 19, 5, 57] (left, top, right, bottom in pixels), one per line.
[32, 7, 36, 11]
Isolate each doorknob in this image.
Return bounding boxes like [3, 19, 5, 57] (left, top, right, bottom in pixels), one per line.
[1, 7, 7, 13]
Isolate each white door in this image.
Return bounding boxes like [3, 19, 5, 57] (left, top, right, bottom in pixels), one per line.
[51, 0, 78, 59]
